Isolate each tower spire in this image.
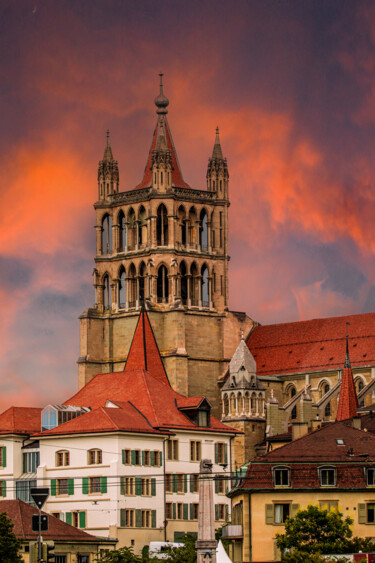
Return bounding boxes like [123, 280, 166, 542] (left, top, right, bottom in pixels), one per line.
[207, 126, 228, 196]
[212, 126, 223, 160]
[336, 323, 358, 421]
[98, 129, 119, 200]
[103, 129, 113, 161]
[345, 323, 350, 368]
[154, 72, 169, 116]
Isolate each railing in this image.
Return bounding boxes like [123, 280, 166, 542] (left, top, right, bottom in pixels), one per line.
[221, 525, 243, 538]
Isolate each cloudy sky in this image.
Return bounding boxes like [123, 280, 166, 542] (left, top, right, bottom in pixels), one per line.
[2, 0, 375, 410]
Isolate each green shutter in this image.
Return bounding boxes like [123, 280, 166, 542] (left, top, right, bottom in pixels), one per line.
[122, 450, 125, 464]
[51, 479, 56, 496]
[120, 476, 125, 495]
[291, 504, 299, 517]
[79, 511, 86, 528]
[65, 512, 72, 525]
[265, 504, 274, 525]
[172, 503, 176, 520]
[142, 451, 145, 466]
[215, 504, 219, 521]
[152, 510, 156, 528]
[183, 504, 189, 520]
[172, 474, 178, 493]
[135, 477, 142, 496]
[151, 478, 156, 496]
[131, 450, 136, 465]
[135, 509, 142, 528]
[159, 451, 162, 466]
[150, 451, 155, 466]
[190, 474, 194, 492]
[358, 504, 367, 524]
[215, 443, 219, 464]
[184, 474, 188, 493]
[120, 508, 126, 527]
[2, 481, 6, 497]
[190, 504, 194, 520]
[101, 477, 107, 493]
[68, 478, 74, 496]
[2, 447, 6, 468]
[215, 478, 219, 493]
[82, 478, 89, 495]
[225, 504, 229, 522]
[224, 444, 228, 465]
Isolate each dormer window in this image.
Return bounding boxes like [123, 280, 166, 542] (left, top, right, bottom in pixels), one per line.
[178, 398, 211, 428]
[367, 468, 375, 486]
[319, 466, 336, 487]
[273, 467, 290, 487]
[198, 410, 209, 427]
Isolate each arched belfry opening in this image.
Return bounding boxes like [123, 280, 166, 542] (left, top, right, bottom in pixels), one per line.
[119, 266, 126, 309]
[157, 265, 169, 303]
[101, 214, 112, 255]
[157, 204, 168, 246]
[200, 209, 208, 251]
[180, 261, 188, 305]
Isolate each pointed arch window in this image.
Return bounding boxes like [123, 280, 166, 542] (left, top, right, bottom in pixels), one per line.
[139, 263, 146, 304]
[119, 211, 126, 252]
[157, 204, 168, 246]
[119, 267, 126, 309]
[199, 210, 208, 251]
[157, 265, 169, 303]
[290, 386, 297, 420]
[101, 214, 112, 254]
[138, 207, 147, 247]
[190, 263, 198, 306]
[127, 209, 136, 250]
[357, 379, 365, 408]
[128, 264, 136, 308]
[103, 275, 111, 311]
[201, 265, 209, 307]
[180, 261, 188, 305]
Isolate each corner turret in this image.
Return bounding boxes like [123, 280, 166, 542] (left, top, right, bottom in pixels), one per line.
[207, 127, 228, 198]
[98, 130, 119, 200]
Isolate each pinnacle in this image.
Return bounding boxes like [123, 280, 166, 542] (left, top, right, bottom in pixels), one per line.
[103, 129, 114, 161]
[211, 126, 223, 160]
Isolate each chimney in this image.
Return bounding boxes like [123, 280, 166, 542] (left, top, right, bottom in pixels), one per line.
[352, 416, 362, 430]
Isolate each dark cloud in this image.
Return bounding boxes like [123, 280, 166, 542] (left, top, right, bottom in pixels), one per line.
[0, 256, 33, 290]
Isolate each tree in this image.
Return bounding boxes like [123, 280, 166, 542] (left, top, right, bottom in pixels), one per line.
[96, 546, 142, 563]
[276, 505, 373, 557]
[164, 534, 197, 563]
[0, 512, 22, 562]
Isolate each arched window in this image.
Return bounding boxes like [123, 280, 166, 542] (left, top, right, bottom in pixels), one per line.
[223, 394, 229, 417]
[201, 265, 209, 307]
[324, 384, 330, 395]
[88, 449, 102, 465]
[118, 211, 126, 252]
[178, 206, 187, 246]
[325, 402, 331, 418]
[199, 209, 208, 251]
[190, 263, 198, 306]
[139, 262, 146, 303]
[357, 379, 365, 408]
[189, 207, 197, 247]
[157, 265, 169, 303]
[128, 264, 136, 308]
[138, 206, 147, 247]
[127, 208, 136, 250]
[157, 204, 168, 246]
[180, 261, 188, 304]
[103, 275, 111, 310]
[56, 450, 70, 467]
[119, 267, 126, 309]
[290, 386, 297, 420]
[101, 214, 112, 254]
[251, 393, 256, 413]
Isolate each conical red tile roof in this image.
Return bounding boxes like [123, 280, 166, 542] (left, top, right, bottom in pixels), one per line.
[336, 365, 359, 421]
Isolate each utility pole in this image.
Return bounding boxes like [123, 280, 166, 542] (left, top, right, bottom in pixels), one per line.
[196, 459, 217, 563]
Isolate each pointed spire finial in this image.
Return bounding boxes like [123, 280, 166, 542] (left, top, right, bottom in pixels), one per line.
[103, 129, 113, 161]
[345, 322, 351, 368]
[155, 72, 169, 115]
[106, 129, 110, 144]
[212, 126, 223, 159]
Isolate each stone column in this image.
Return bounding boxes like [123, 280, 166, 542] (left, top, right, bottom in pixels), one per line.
[168, 214, 175, 248]
[187, 275, 191, 307]
[196, 459, 217, 563]
[95, 226, 102, 255]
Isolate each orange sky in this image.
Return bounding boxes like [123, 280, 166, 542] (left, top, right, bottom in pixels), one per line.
[1, 0, 375, 410]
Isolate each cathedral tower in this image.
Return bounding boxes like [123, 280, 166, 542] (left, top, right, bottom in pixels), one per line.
[78, 75, 254, 414]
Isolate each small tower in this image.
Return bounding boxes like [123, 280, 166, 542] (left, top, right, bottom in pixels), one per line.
[207, 127, 229, 199]
[98, 130, 119, 200]
[336, 331, 359, 421]
[151, 74, 173, 192]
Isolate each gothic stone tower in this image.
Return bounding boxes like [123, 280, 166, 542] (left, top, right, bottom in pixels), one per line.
[78, 75, 254, 414]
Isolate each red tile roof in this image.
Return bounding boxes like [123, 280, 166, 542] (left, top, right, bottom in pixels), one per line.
[176, 396, 206, 409]
[61, 369, 238, 435]
[0, 499, 114, 542]
[35, 402, 169, 437]
[0, 407, 42, 435]
[247, 312, 375, 376]
[336, 366, 359, 421]
[135, 116, 191, 190]
[125, 307, 170, 386]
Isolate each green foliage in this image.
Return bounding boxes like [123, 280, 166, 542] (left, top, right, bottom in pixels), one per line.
[282, 551, 351, 563]
[164, 534, 197, 563]
[276, 505, 373, 557]
[0, 512, 22, 562]
[96, 546, 142, 563]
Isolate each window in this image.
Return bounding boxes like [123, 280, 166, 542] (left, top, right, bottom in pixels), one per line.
[166, 474, 173, 493]
[119, 267, 126, 308]
[274, 467, 290, 487]
[156, 204, 168, 246]
[0, 447, 6, 468]
[320, 467, 336, 487]
[319, 500, 338, 511]
[57, 479, 69, 496]
[198, 409, 209, 427]
[121, 476, 135, 496]
[121, 508, 135, 527]
[274, 504, 290, 524]
[157, 265, 169, 303]
[55, 557, 67, 563]
[190, 441, 201, 462]
[144, 451, 151, 466]
[176, 474, 184, 493]
[52, 513, 61, 520]
[142, 510, 152, 528]
[101, 214, 113, 254]
[88, 449, 102, 465]
[23, 451, 40, 473]
[122, 449, 131, 465]
[78, 556, 89, 563]
[16, 480, 36, 503]
[89, 477, 101, 494]
[232, 501, 243, 525]
[0, 481, 5, 497]
[167, 440, 179, 461]
[166, 503, 173, 519]
[201, 266, 209, 307]
[191, 504, 199, 520]
[216, 477, 226, 494]
[367, 503, 375, 524]
[367, 468, 375, 486]
[65, 511, 85, 528]
[141, 478, 151, 496]
[215, 504, 226, 521]
[190, 474, 199, 493]
[134, 450, 141, 465]
[103, 275, 111, 310]
[215, 443, 227, 465]
[153, 450, 162, 467]
[55, 451, 69, 467]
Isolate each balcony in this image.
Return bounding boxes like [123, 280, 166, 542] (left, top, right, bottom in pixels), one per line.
[221, 524, 243, 538]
